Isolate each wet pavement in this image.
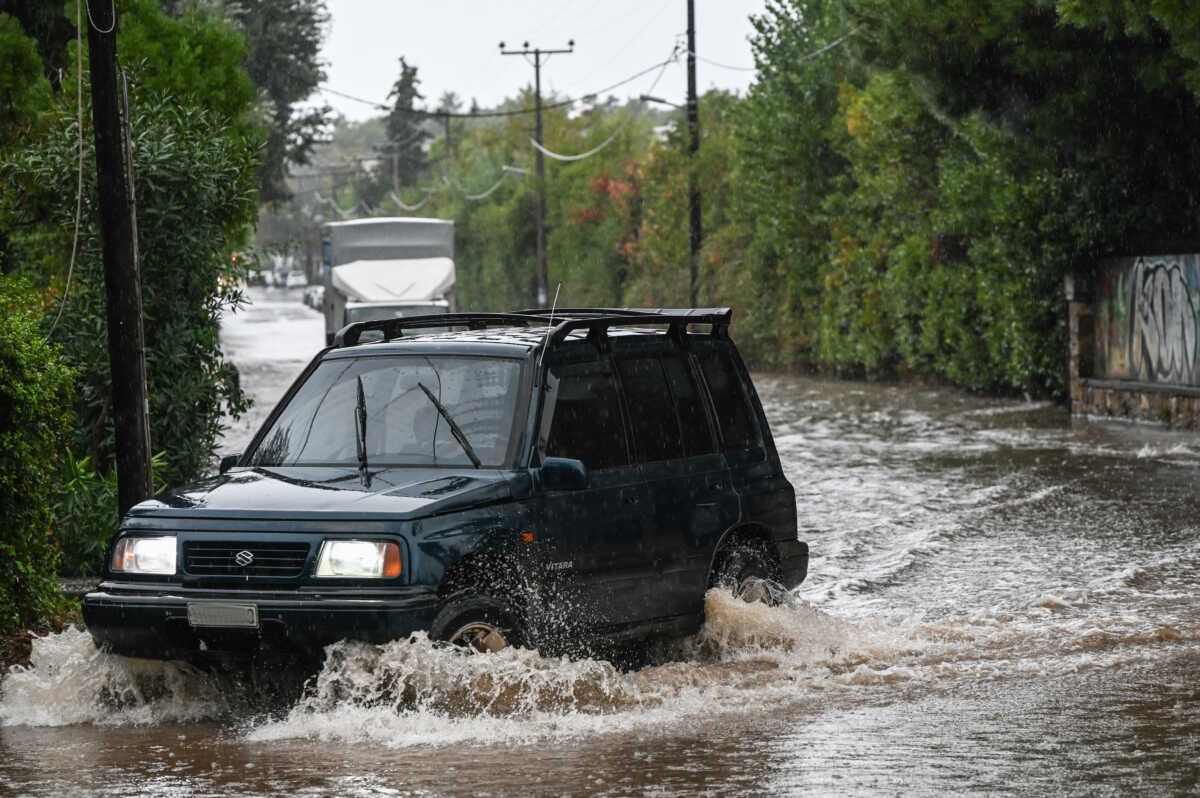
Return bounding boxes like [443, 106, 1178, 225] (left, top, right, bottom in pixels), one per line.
[2, 286, 1198, 796]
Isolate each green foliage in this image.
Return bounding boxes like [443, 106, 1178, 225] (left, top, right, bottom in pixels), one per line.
[0, 1, 74, 84]
[224, 0, 331, 203]
[0, 12, 50, 151]
[2, 94, 259, 486]
[262, 3, 1200, 399]
[118, 0, 258, 138]
[53, 450, 166, 577]
[0, 277, 72, 637]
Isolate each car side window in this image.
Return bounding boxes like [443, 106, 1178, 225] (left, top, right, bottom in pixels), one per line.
[615, 356, 685, 463]
[660, 354, 716, 457]
[542, 363, 629, 470]
[698, 349, 761, 453]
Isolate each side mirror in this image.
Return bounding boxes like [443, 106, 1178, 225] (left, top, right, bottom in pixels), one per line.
[539, 457, 589, 491]
[219, 453, 241, 475]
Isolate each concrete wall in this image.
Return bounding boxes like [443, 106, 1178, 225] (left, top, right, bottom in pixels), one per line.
[1068, 255, 1200, 429]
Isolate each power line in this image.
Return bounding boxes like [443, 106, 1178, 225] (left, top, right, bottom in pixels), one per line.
[46, 0, 86, 341]
[531, 50, 673, 162]
[318, 53, 681, 120]
[693, 53, 756, 72]
[686, 27, 859, 73]
[84, 0, 115, 34]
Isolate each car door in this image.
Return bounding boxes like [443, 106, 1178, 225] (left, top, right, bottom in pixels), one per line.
[696, 343, 794, 549]
[613, 350, 737, 619]
[534, 353, 651, 632]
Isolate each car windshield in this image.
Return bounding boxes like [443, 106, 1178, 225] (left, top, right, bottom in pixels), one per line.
[248, 355, 525, 468]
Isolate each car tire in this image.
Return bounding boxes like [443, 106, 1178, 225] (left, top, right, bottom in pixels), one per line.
[429, 594, 526, 653]
[710, 539, 784, 605]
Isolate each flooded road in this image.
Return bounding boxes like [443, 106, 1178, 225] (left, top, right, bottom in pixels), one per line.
[2, 287, 1198, 795]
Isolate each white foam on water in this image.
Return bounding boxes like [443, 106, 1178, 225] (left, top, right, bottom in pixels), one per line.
[0, 627, 229, 727]
[4, 588, 1196, 744]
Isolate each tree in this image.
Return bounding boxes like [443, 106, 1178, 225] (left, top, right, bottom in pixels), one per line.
[2, 95, 259, 485]
[226, 0, 332, 204]
[0, 1, 74, 86]
[0, 13, 50, 149]
[382, 57, 429, 190]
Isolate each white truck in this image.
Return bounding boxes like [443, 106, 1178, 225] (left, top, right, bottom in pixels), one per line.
[320, 217, 456, 345]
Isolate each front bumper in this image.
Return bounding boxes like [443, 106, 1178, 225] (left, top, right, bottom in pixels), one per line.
[82, 584, 440, 661]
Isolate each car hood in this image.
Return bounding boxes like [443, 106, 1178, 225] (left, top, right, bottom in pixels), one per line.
[128, 466, 526, 521]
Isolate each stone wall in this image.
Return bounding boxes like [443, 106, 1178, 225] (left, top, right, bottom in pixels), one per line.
[1067, 258, 1200, 429]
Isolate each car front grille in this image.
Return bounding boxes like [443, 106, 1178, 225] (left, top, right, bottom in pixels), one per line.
[183, 541, 310, 578]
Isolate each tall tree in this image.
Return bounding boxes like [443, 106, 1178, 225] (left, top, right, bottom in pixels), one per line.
[381, 57, 429, 190]
[226, 0, 332, 204]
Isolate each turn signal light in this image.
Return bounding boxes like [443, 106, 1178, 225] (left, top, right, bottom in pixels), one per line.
[383, 541, 402, 578]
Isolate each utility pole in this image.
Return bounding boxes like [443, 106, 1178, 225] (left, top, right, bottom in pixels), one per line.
[86, 1, 153, 514]
[499, 39, 574, 307]
[686, 0, 701, 308]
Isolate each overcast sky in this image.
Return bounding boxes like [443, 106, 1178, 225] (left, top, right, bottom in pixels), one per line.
[317, 1, 769, 120]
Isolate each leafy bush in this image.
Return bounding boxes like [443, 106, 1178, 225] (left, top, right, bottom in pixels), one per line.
[53, 450, 167, 578]
[1, 92, 259, 486]
[0, 277, 73, 636]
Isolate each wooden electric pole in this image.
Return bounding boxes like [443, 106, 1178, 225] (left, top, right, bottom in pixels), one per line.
[686, 0, 701, 308]
[86, 1, 153, 515]
[499, 39, 574, 307]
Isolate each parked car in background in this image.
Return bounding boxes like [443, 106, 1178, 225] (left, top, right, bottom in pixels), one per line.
[285, 270, 307, 289]
[82, 308, 806, 666]
[303, 285, 324, 310]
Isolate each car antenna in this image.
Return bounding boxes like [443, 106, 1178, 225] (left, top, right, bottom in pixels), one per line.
[537, 282, 562, 371]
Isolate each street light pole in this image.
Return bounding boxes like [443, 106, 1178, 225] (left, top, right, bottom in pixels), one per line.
[686, 0, 701, 308]
[500, 40, 574, 307]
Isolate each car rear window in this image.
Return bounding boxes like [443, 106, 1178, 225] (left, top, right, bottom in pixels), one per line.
[660, 354, 716, 457]
[616, 356, 685, 463]
[542, 363, 628, 470]
[698, 349, 761, 453]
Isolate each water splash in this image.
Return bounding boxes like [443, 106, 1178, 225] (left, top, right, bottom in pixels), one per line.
[4, 586, 1195, 744]
[0, 627, 229, 727]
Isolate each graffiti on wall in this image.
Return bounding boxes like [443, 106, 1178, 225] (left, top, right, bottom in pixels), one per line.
[1094, 255, 1200, 386]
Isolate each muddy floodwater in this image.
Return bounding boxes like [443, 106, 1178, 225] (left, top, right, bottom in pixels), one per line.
[2, 288, 1198, 796]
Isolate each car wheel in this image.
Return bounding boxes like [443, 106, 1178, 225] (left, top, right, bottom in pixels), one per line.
[711, 539, 784, 605]
[430, 594, 526, 653]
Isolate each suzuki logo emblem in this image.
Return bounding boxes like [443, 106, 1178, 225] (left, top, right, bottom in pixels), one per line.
[234, 550, 254, 567]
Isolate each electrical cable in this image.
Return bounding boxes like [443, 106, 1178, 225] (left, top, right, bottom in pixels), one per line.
[530, 48, 673, 163]
[84, 0, 115, 34]
[46, 0, 86, 341]
[692, 54, 756, 72]
[460, 171, 512, 201]
[685, 27, 858, 73]
[318, 53, 679, 120]
[389, 189, 434, 212]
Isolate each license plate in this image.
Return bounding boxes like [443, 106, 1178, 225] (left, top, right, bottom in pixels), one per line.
[187, 602, 259, 629]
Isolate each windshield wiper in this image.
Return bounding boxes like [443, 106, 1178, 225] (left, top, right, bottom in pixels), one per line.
[354, 375, 371, 487]
[417, 382, 482, 468]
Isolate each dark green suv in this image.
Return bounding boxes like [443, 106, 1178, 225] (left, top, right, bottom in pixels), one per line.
[82, 308, 807, 662]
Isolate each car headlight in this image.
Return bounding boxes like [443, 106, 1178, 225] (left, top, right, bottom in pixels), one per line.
[111, 536, 177, 575]
[315, 540, 401, 578]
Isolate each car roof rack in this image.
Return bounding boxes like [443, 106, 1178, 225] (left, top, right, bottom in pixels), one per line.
[331, 307, 733, 349]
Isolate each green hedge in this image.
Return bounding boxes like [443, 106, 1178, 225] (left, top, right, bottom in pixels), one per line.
[0, 277, 73, 636]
